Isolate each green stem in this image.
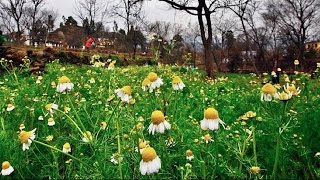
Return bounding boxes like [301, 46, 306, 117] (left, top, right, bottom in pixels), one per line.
[116, 116, 123, 179]
[0, 117, 5, 132]
[106, 100, 121, 126]
[239, 136, 247, 172]
[33, 140, 90, 169]
[213, 131, 219, 177]
[252, 128, 258, 166]
[271, 133, 281, 179]
[56, 109, 84, 135]
[66, 94, 87, 131]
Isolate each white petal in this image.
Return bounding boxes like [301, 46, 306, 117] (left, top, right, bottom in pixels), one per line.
[200, 119, 208, 129]
[140, 160, 148, 175]
[163, 121, 171, 130]
[148, 123, 155, 135]
[208, 120, 219, 130]
[1, 166, 14, 175]
[158, 123, 165, 133]
[173, 84, 178, 90]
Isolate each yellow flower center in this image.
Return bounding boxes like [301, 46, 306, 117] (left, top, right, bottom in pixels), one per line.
[83, 131, 92, 138]
[279, 92, 291, 100]
[136, 122, 144, 129]
[204, 108, 219, 119]
[121, 86, 131, 95]
[19, 130, 32, 143]
[172, 76, 182, 84]
[48, 118, 54, 122]
[186, 150, 193, 156]
[250, 166, 261, 174]
[109, 62, 115, 68]
[261, 83, 276, 94]
[246, 111, 256, 118]
[139, 141, 147, 149]
[241, 115, 248, 121]
[20, 124, 25, 128]
[141, 147, 157, 162]
[142, 78, 151, 86]
[287, 85, 298, 94]
[7, 104, 14, 108]
[151, 110, 165, 125]
[100, 122, 107, 128]
[58, 76, 71, 84]
[203, 134, 212, 141]
[63, 143, 71, 149]
[147, 72, 158, 82]
[2, 161, 10, 169]
[45, 104, 52, 111]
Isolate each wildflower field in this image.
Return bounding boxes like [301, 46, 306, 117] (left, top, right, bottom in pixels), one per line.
[1, 59, 320, 179]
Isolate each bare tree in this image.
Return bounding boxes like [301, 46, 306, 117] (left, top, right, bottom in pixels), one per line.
[211, 9, 237, 71]
[241, 1, 272, 71]
[0, 8, 15, 34]
[158, 0, 239, 78]
[24, 0, 46, 45]
[268, 0, 320, 68]
[262, 3, 284, 68]
[74, 0, 108, 36]
[184, 22, 201, 62]
[226, 0, 260, 73]
[41, 9, 58, 45]
[110, 0, 144, 33]
[144, 21, 174, 41]
[0, 0, 27, 44]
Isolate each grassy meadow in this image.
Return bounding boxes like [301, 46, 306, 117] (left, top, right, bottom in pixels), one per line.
[0, 58, 320, 179]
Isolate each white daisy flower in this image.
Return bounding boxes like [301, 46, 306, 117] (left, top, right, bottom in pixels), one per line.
[38, 115, 44, 121]
[19, 128, 36, 151]
[147, 72, 163, 92]
[82, 131, 93, 142]
[62, 143, 71, 153]
[115, 86, 132, 103]
[277, 91, 293, 101]
[47, 117, 55, 126]
[141, 78, 151, 92]
[186, 150, 194, 161]
[201, 134, 213, 144]
[100, 122, 107, 130]
[148, 110, 171, 135]
[19, 124, 25, 131]
[6, 104, 15, 112]
[45, 103, 58, 115]
[138, 140, 149, 154]
[140, 147, 161, 175]
[172, 76, 185, 90]
[56, 76, 74, 92]
[200, 108, 225, 131]
[111, 152, 123, 165]
[1, 161, 14, 176]
[284, 83, 301, 96]
[261, 83, 278, 101]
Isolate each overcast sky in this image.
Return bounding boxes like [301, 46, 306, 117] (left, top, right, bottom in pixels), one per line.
[47, 0, 197, 30]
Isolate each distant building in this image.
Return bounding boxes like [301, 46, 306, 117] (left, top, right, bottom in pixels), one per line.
[305, 40, 320, 51]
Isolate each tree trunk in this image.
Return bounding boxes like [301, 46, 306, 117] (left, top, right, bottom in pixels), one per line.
[197, 2, 215, 79]
[204, 43, 213, 78]
[241, 17, 259, 74]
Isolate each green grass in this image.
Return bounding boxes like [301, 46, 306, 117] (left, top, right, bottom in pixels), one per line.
[0, 60, 320, 179]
